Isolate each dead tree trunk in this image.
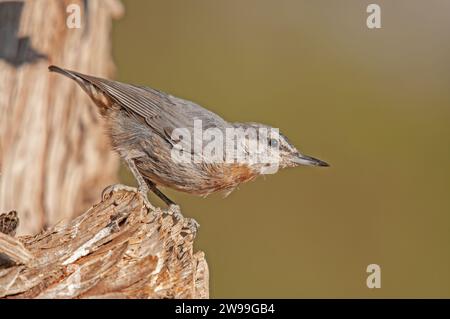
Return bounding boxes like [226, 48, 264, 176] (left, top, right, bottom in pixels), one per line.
[0, 0, 122, 235]
[0, 188, 209, 298]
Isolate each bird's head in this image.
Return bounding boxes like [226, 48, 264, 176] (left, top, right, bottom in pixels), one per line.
[234, 122, 329, 175]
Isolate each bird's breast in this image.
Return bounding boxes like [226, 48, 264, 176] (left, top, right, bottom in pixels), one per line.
[203, 163, 257, 194]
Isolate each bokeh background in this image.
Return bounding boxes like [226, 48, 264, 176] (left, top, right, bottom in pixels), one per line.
[112, 0, 450, 298]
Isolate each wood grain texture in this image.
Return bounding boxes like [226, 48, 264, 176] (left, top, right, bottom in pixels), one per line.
[0, 189, 209, 299]
[0, 0, 123, 235]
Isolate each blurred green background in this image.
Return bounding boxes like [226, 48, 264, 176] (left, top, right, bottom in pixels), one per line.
[112, 0, 450, 298]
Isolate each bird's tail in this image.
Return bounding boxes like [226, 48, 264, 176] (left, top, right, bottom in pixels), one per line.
[48, 65, 78, 80]
[48, 65, 113, 114]
[48, 65, 95, 90]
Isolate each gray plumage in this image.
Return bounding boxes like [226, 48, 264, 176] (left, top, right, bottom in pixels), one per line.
[48, 65, 328, 204]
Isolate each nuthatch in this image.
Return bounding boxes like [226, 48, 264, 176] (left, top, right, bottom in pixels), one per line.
[49, 66, 328, 225]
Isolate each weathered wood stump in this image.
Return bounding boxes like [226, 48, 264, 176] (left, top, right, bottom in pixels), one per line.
[0, 188, 209, 299]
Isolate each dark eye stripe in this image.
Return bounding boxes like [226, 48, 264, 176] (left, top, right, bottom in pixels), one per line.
[269, 138, 278, 147]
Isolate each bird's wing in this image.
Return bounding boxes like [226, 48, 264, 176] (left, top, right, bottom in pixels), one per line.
[66, 71, 171, 122]
[79, 74, 230, 139]
[50, 66, 229, 154]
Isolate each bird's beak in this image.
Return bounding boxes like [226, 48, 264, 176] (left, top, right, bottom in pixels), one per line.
[293, 154, 329, 167]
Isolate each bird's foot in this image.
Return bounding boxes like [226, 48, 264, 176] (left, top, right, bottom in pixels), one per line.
[186, 218, 200, 235]
[167, 204, 183, 219]
[102, 184, 138, 200]
[101, 184, 155, 211]
[167, 204, 200, 236]
[137, 185, 155, 211]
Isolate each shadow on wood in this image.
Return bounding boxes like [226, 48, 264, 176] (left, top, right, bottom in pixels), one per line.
[0, 188, 209, 299]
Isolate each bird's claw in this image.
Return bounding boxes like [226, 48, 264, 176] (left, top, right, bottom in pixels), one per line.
[139, 189, 155, 211]
[102, 184, 138, 200]
[186, 218, 200, 235]
[168, 204, 183, 219]
[167, 205, 199, 236]
[102, 184, 155, 211]
[102, 185, 197, 232]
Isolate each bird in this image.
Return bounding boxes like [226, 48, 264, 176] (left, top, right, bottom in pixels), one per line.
[48, 65, 328, 224]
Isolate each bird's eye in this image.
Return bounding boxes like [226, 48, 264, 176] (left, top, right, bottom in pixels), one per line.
[269, 138, 279, 148]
